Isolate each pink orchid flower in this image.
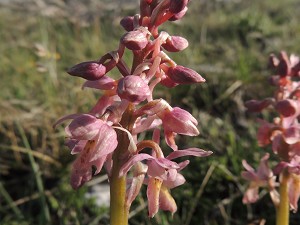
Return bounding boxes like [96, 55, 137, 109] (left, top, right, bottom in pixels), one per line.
[120, 146, 212, 217]
[241, 154, 278, 204]
[55, 114, 118, 189]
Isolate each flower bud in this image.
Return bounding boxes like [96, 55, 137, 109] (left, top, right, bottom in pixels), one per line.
[269, 54, 280, 69]
[275, 99, 298, 117]
[169, 6, 188, 21]
[120, 16, 134, 32]
[167, 66, 205, 84]
[67, 61, 106, 80]
[162, 36, 188, 52]
[245, 98, 274, 113]
[277, 51, 291, 76]
[160, 76, 178, 88]
[169, 0, 189, 14]
[121, 28, 148, 51]
[117, 75, 150, 103]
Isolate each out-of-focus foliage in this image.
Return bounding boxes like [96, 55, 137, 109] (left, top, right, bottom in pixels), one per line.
[1, 0, 300, 224]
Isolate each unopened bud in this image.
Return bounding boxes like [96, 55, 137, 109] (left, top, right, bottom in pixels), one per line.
[169, 6, 188, 21]
[117, 75, 150, 103]
[167, 66, 205, 84]
[169, 0, 189, 14]
[67, 61, 106, 80]
[245, 99, 274, 113]
[162, 36, 188, 52]
[269, 54, 280, 69]
[275, 99, 297, 117]
[160, 76, 178, 88]
[278, 51, 291, 76]
[121, 28, 148, 51]
[120, 16, 134, 32]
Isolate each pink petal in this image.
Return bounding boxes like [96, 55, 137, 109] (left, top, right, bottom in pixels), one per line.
[147, 160, 166, 177]
[134, 99, 171, 117]
[82, 76, 115, 90]
[53, 113, 82, 129]
[257, 153, 273, 180]
[257, 120, 273, 147]
[93, 155, 108, 175]
[163, 107, 199, 136]
[164, 130, 178, 150]
[65, 114, 104, 140]
[178, 160, 190, 171]
[163, 172, 186, 189]
[242, 185, 259, 204]
[241, 171, 258, 181]
[166, 148, 213, 160]
[147, 178, 162, 218]
[133, 116, 162, 134]
[120, 153, 154, 176]
[275, 99, 298, 117]
[89, 124, 118, 161]
[284, 126, 300, 144]
[242, 159, 255, 173]
[89, 95, 114, 117]
[158, 185, 177, 215]
[289, 175, 300, 212]
[70, 165, 92, 189]
[65, 139, 87, 154]
[126, 162, 147, 207]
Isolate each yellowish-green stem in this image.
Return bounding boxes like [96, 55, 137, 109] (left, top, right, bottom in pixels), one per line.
[110, 163, 128, 225]
[276, 170, 290, 225]
[110, 103, 135, 225]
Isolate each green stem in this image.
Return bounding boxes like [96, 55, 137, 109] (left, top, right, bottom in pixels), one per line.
[110, 163, 128, 225]
[109, 104, 135, 225]
[276, 170, 289, 225]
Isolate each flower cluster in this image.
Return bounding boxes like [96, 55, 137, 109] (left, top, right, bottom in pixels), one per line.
[55, 0, 212, 217]
[243, 51, 300, 212]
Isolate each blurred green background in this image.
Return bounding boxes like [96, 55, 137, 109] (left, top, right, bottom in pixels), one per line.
[1, 0, 300, 224]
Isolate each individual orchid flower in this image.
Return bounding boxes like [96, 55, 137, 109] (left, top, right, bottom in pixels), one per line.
[159, 107, 200, 150]
[120, 143, 212, 217]
[241, 154, 278, 205]
[55, 114, 118, 188]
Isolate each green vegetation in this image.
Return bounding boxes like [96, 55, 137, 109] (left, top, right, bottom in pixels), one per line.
[1, 0, 300, 224]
